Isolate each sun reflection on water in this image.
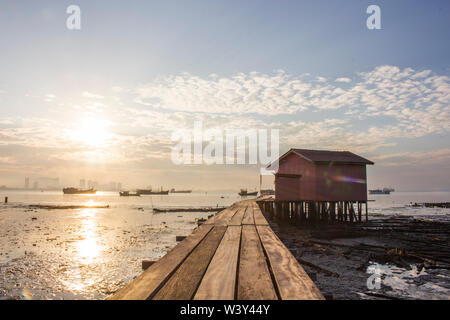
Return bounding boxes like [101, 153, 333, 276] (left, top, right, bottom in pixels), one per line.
[65, 206, 104, 292]
[76, 207, 101, 264]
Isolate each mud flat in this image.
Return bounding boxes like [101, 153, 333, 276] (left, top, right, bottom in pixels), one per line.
[153, 206, 226, 213]
[267, 216, 450, 300]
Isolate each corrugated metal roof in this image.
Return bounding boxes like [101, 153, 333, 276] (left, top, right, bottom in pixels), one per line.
[291, 148, 374, 165]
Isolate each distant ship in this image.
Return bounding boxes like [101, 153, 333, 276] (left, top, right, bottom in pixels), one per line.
[369, 188, 391, 195]
[119, 191, 140, 197]
[260, 189, 275, 196]
[137, 187, 169, 195]
[63, 187, 97, 195]
[170, 188, 192, 193]
[238, 189, 258, 196]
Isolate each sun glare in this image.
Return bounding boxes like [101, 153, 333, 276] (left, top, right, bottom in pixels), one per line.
[72, 117, 111, 147]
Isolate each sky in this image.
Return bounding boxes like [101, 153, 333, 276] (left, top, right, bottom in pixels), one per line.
[0, 0, 449, 191]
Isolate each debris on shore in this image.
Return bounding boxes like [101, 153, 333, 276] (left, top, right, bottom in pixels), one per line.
[268, 215, 450, 300]
[410, 202, 450, 208]
[153, 206, 226, 213]
[27, 204, 110, 210]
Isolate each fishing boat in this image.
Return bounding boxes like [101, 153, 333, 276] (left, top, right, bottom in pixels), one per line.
[170, 188, 192, 193]
[119, 191, 140, 197]
[369, 188, 391, 195]
[260, 189, 275, 196]
[137, 187, 169, 195]
[63, 187, 97, 195]
[238, 189, 258, 196]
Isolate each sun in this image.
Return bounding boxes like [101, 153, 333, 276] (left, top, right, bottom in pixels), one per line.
[72, 116, 112, 147]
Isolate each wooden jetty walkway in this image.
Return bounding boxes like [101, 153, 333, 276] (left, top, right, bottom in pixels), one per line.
[110, 199, 324, 300]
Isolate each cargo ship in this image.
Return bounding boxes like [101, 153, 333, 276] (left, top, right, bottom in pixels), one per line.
[63, 187, 97, 195]
[170, 188, 192, 193]
[136, 187, 169, 195]
[369, 188, 391, 195]
[119, 191, 140, 197]
[238, 189, 258, 196]
[260, 189, 275, 196]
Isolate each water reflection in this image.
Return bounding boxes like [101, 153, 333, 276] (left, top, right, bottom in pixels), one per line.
[66, 206, 103, 292]
[76, 207, 101, 264]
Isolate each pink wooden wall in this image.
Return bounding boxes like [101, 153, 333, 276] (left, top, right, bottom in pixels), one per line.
[275, 153, 368, 201]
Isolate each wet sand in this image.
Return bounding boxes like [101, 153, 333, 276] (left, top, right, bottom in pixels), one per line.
[0, 205, 213, 299]
[269, 216, 450, 300]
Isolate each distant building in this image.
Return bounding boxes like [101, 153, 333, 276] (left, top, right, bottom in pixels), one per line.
[33, 181, 39, 190]
[269, 148, 374, 202]
[80, 179, 86, 189]
[25, 177, 29, 189]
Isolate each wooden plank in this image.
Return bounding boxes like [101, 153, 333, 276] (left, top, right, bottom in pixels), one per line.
[241, 204, 255, 225]
[213, 206, 240, 226]
[153, 226, 227, 300]
[253, 203, 269, 225]
[238, 225, 278, 300]
[110, 224, 213, 300]
[204, 208, 227, 225]
[256, 225, 324, 300]
[194, 226, 241, 300]
[229, 207, 246, 226]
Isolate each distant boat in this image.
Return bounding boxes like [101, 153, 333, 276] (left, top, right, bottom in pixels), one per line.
[63, 187, 96, 195]
[260, 189, 275, 196]
[119, 191, 140, 197]
[369, 188, 391, 195]
[238, 189, 258, 196]
[170, 188, 192, 193]
[137, 188, 169, 195]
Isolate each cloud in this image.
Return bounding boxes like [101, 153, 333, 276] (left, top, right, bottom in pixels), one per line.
[1, 65, 449, 188]
[44, 94, 56, 102]
[82, 91, 105, 99]
[335, 77, 352, 83]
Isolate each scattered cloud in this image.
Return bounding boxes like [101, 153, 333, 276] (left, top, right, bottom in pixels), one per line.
[335, 77, 352, 83]
[1, 65, 449, 189]
[82, 91, 105, 99]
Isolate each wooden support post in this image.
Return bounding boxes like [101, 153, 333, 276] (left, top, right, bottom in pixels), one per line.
[365, 201, 368, 222]
[358, 202, 362, 222]
[344, 202, 348, 222]
[349, 202, 354, 223]
[331, 202, 336, 222]
[301, 201, 305, 223]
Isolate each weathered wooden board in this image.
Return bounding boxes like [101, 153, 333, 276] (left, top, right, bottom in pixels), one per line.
[238, 225, 278, 300]
[228, 207, 246, 226]
[194, 226, 241, 300]
[253, 204, 269, 225]
[153, 226, 227, 300]
[241, 204, 255, 225]
[213, 206, 239, 226]
[110, 224, 213, 300]
[256, 225, 324, 300]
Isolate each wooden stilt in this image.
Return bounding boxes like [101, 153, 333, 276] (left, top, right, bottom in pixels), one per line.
[365, 201, 368, 222]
